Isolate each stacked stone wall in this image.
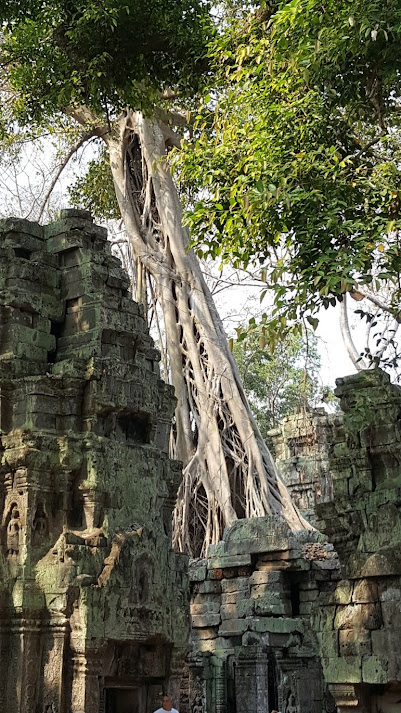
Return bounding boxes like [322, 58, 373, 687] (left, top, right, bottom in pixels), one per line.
[188, 370, 401, 713]
[186, 518, 338, 713]
[0, 211, 189, 713]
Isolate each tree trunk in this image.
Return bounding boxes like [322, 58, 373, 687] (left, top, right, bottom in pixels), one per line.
[105, 111, 310, 556]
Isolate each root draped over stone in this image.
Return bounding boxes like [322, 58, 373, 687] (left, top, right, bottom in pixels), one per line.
[101, 110, 311, 556]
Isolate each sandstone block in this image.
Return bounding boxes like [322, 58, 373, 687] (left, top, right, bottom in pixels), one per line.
[191, 613, 221, 628]
[221, 577, 250, 594]
[362, 655, 389, 684]
[207, 553, 251, 569]
[334, 603, 383, 631]
[218, 618, 248, 637]
[352, 578, 378, 604]
[198, 580, 222, 594]
[250, 570, 284, 585]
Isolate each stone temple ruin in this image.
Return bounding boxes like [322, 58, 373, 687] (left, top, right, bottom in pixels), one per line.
[0, 212, 400, 713]
[0, 211, 188, 713]
[184, 370, 401, 713]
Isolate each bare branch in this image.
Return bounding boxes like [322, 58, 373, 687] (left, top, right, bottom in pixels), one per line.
[37, 130, 96, 221]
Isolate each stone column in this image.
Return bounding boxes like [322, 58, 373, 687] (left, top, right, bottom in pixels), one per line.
[19, 617, 43, 713]
[0, 620, 10, 710]
[187, 653, 208, 713]
[168, 647, 187, 707]
[70, 649, 102, 713]
[210, 656, 227, 713]
[234, 646, 269, 713]
[42, 621, 69, 713]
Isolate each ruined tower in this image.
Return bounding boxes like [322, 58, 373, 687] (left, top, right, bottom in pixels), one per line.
[0, 210, 189, 713]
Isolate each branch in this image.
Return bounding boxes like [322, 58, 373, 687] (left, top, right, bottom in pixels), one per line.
[159, 121, 182, 150]
[351, 287, 401, 321]
[37, 130, 95, 221]
[339, 293, 368, 370]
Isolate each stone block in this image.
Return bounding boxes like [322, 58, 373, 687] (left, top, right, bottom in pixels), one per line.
[254, 597, 291, 616]
[222, 516, 292, 555]
[218, 618, 248, 637]
[352, 578, 378, 604]
[362, 655, 389, 684]
[208, 568, 223, 580]
[188, 562, 207, 582]
[207, 553, 251, 569]
[221, 591, 249, 605]
[197, 636, 234, 655]
[249, 617, 304, 635]
[198, 580, 222, 594]
[249, 570, 284, 585]
[334, 603, 383, 631]
[190, 602, 221, 616]
[236, 598, 254, 618]
[317, 631, 339, 659]
[313, 605, 336, 631]
[329, 579, 353, 605]
[221, 577, 250, 594]
[191, 612, 221, 629]
[381, 599, 401, 630]
[191, 628, 218, 641]
[338, 629, 372, 657]
[191, 592, 221, 606]
[322, 656, 362, 684]
[220, 599, 254, 620]
[299, 588, 319, 602]
[220, 603, 238, 620]
[251, 582, 286, 598]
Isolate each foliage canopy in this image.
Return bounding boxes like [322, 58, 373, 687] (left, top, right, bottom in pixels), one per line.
[233, 328, 325, 446]
[176, 0, 401, 344]
[0, 0, 212, 124]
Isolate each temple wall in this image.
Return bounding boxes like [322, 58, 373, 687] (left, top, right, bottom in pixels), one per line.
[185, 518, 338, 713]
[0, 210, 189, 713]
[188, 370, 401, 713]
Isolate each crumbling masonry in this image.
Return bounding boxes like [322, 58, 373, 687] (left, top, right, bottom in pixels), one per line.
[185, 371, 401, 713]
[1, 211, 401, 713]
[0, 210, 189, 713]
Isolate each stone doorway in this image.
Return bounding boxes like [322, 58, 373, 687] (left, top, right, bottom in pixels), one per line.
[105, 686, 146, 713]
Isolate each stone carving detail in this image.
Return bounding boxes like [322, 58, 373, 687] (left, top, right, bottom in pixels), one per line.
[284, 691, 298, 713]
[32, 503, 48, 544]
[6, 504, 21, 557]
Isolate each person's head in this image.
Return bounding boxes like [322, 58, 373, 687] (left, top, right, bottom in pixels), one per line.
[161, 695, 173, 711]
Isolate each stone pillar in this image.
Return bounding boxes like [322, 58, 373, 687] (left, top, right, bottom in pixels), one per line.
[0, 620, 10, 710]
[70, 649, 102, 713]
[234, 646, 269, 713]
[19, 618, 43, 713]
[168, 647, 187, 707]
[210, 656, 227, 713]
[187, 653, 208, 713]
[42, 621, 69, 713]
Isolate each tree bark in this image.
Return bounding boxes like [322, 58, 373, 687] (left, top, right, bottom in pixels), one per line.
[102, 110, 311, 555]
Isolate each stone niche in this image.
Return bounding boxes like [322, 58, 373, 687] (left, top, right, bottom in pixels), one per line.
[0, 211, 189, 713]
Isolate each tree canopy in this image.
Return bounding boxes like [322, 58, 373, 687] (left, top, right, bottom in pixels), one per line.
[0, 0, 212, 125]
[233, 328, 325, 446]
[177, 0, 401, 347]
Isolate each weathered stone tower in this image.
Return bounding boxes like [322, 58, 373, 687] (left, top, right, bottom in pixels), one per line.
[0, 210, 189, 713]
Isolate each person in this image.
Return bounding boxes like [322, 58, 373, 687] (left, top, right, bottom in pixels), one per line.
[153, 694, 179, 713]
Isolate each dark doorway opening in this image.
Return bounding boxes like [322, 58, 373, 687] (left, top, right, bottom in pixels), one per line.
[105, 687, 145, 713]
